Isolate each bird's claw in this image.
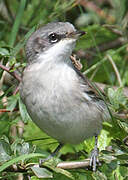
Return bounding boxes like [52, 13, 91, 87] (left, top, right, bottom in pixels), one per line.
[39, 158, 46, 167]
[90, 147, 99, 171]
[39, 143, 63, 167]
[39, 155, 53, 167]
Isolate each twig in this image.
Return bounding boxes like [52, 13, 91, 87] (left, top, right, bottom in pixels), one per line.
[57, 159, 90, 169]
[13, 85, 20, 95]
[0, 108, 18, 113]
[107, 54, 122, 87]
[0, 63, 21, 82]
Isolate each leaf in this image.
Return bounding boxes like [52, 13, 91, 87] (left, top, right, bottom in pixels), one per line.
[9, 0, 27, 47]
[20, 142, 31, 154]
[92, 170, 107, 180]
[0, 153, 46, 172]
[19, 97, 31, 123]
[31, 176, 39, 180]
[0, 115, 10, 136]
[11, 26, 36, 56]
[98, 129, 112, 151]
[6, 94, 19, 112]
[0, 139, 12, 163]
[44, 162, 74, 180]
[116, 154, 128, 160]
[9, 57, 16, 67]
[11, 139, 37, 156]
[0, 48, 10, 57]
[118, 121, 128, 133]
[31, 166, 53, 178]
[107, 88, 127, 110]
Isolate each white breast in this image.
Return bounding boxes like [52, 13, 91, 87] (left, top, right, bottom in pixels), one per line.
[20, 58, 108, 144]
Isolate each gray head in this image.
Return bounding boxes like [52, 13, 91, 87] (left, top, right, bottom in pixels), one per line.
[26, 22, 85, 63]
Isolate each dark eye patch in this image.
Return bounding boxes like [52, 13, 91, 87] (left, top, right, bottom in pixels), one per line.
[48, 33, 66, 43]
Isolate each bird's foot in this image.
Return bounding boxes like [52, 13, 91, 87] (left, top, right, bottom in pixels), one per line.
[90, 146, 99, 171]
[39, 143, 63, 167]
[39, 155, 53, 167]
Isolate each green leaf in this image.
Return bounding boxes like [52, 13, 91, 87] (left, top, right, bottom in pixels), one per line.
[0, 48, 10, 57]
[116, 154, 128, 160]
[98, 129, 112, 151]
[44, 162, 74, 180]
[9, 57, 16, 67]
[83, 128, 111, 154]
[11, 26, 36, 56]
[6, 94, 19, 112]
[0, 115, 10, 136]
[107, 87, 127, 110]
[31, 176, 39, 180]
[0, 153, 46, 172]
[0, 139, 12, 163]
[31, 166, 53, 178]
[118, 121, 128, 133]
[19, 98, 31, 123]
[92, 170, 107, 180]
[9, 0, 27, 47]
[11, 139, 37, 156]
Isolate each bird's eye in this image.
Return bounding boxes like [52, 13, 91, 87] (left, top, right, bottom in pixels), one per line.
[48, 33, 59, 43]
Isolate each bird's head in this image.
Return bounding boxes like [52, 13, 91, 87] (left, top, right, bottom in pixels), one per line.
[26, 22, 85, 63]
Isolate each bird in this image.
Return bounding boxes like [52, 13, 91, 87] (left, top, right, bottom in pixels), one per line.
[20, 22, 110, 171]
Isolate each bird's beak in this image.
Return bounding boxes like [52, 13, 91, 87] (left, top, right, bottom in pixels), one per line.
[67, 30, 86, 39]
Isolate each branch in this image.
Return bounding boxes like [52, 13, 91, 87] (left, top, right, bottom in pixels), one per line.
[13, 85, 20, 95]
[0, 108, 18, 113]
[0, 63, 21, 82]
[57, 159, 90, 169]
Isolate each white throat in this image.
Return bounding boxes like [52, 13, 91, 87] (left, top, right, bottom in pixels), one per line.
[38, 38, 76, 65]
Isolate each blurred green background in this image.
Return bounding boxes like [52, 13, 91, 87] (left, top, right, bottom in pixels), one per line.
[0, 0, 128, 179]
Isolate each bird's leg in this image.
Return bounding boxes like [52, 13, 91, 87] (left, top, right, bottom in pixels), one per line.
[90, 135, 99, 171]
[39, 143, 63, 166]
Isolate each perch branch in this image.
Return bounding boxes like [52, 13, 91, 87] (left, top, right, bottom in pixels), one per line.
[57, 159, 90, 169]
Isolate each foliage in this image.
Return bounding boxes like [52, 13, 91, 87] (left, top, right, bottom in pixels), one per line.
[0, 0, 128, 179]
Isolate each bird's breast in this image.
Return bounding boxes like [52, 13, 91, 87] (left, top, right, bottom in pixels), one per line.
[20, 62, 104, 144]
[20, 62, 82, 120]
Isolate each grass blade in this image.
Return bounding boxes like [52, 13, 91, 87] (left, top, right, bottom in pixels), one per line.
[9, 0, 26, 47]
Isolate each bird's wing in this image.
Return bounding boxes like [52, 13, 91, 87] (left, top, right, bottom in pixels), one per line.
[74, 65, 106, 101]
